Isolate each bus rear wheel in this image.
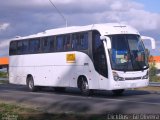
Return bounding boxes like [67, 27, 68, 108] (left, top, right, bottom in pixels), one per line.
[27, 76, 37, 92]
[112, 89, 124, 96]
[79, 77, 90, 96]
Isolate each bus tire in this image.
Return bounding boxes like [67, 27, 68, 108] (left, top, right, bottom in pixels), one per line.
[78, 76, 90, 96]
[112, 89, 124, 96]
[27, 75, 37, 92]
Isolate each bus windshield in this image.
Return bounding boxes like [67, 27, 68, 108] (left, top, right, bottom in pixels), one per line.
[108, 34, 148, 71]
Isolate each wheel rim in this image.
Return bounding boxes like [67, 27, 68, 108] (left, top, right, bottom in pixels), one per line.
[81, 81, 88, 91]
[82, 82, 86, 90]
[29, 79, 34, 89]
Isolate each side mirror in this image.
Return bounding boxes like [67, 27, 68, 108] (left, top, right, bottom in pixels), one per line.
[100, 36, 111, 49]
[141, 36, 156, 49]
[100, 36, 106, 40]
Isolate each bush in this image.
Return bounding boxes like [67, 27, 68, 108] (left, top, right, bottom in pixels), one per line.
[0, 71, 8, 78]
[150, 76, 160, 82]
[149, 61, 157, 76]
[149, 61, 160, 82]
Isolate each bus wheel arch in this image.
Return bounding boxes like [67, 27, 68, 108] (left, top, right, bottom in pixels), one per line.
[26, 74, 37, 92]
[77, 75, 91, 96]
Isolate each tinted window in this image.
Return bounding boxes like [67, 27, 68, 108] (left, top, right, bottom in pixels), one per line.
[64, 34, 71, 50]
[9, 41, 17, 55]
[56, 36, 64, 51]
[9, 32, 89, 55]
[94, 33, 101, 50]
[49, 36, 55, 52]
[29, 39, 41, 53]
[42, 37, 50, 53]
[72, 34, 78, 50]
[92, 31, 108, 77]
[41, 36, 55, 53]
[109, 34, 148, 71]
[72, 32, 88, 50]
[17, 41, 23, 54]
[80, 33, 88, 49]
[22, 40, 29, 54]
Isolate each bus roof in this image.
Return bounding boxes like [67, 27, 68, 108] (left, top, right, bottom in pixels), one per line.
[12, 23, 140, 41]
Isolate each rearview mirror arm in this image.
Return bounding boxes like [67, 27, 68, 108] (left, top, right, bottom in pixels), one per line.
[141, 36, 156, 49]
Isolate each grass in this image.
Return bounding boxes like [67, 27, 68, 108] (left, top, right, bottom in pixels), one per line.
[0, 71, 8, 78]
[0, 103, 107, 120]
[0, 103, 42, 120]
[0, 80, 9, 84]
[135, 86, 160, 92]
[150, 76, 160, 82]
[0, 71, 9, 84]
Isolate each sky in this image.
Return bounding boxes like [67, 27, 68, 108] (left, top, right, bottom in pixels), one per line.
[0, 0, 160, 57]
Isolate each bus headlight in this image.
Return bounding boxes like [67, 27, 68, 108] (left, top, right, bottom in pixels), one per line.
[113, 71, 124, 81]
[142, 71, 149, 79]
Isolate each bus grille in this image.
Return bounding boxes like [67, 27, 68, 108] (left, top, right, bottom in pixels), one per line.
[125, 77, 141, 80]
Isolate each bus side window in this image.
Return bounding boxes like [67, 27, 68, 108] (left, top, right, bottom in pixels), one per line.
[49, 36, 55, 52]
[64, 34, 71, 51]
[56, 36, 64, 51]
[29, 40, 34, 53]
[42, 37, 50, 53]
[9, 41, 17, 55]
[80, 32, 88, 50]
[92, 31, 108, 78]
[72, 32, 88, 50]
[36, 39, 41, 53]
[22, 40, 29, 54]
[29, 39, 41, 54]
[17, 41, 23, 55]
[72, 34, 78, 50]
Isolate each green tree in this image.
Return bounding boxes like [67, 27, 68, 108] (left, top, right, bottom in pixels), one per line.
[149, 60, 157, 77]
[149, 55, 160, 82]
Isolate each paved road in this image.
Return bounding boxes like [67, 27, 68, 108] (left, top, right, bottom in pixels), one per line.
[0, 84, 160, 114]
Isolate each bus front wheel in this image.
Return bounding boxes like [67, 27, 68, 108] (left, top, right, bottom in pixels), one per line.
[112, 89, 124, 96]
[78, 77, 90, 96]
[27, 76, 37, 92]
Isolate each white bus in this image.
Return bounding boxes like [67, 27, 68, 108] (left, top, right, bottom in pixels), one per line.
[9, 23, 155, 95]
